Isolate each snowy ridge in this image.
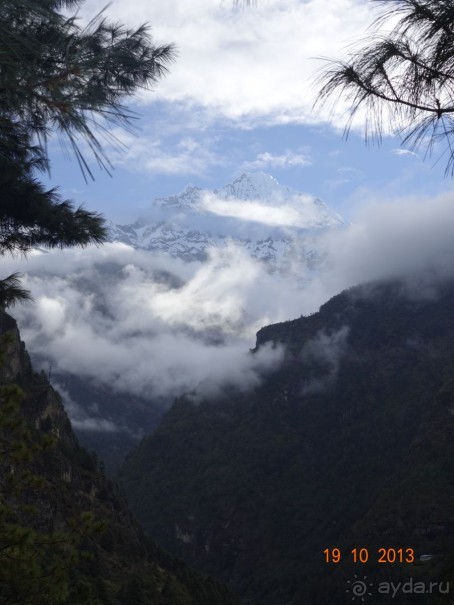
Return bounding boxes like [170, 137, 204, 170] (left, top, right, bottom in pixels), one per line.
[109, 172, 343, 271]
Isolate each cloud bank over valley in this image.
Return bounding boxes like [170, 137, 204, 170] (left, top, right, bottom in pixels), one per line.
[11, 244, 286, 403]
[7, 186, 454, 416]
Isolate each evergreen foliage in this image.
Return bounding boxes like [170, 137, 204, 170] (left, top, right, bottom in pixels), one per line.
[0, 334, 103, 604]
[316, 0, 454, 175]
[0, 0, 176, 308]
[0, 317, 240, 604]
[0, 123, 106, 255]
[0, 0, 175, 176]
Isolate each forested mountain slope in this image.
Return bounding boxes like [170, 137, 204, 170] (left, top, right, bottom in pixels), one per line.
[119, 278, 454, 605]
[0, 312, 239, 605]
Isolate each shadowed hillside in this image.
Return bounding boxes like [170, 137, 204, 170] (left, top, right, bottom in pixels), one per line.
[0, 312, 239, 605]
[119, 277, 454, 605]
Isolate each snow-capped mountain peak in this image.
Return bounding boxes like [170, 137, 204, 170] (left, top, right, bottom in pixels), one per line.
[216, 172, 285, 201]
[109, 173, 344, 271]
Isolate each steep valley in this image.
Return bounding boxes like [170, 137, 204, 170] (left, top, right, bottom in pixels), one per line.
[118, 277, 454, 604]
[0, 312, 239, 605]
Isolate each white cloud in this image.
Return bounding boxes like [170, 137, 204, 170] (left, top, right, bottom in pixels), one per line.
[95, 129, 223, 176]
[392, 148, 419, 157]
[7, 243, 288, 402]
[243, 150, 312, 170]
[142, 137, 223, 176]
[197, 191, 332, 228]
[6, 189, 454, 409]
[199, 193, 306, 227]
[309, 191, 454, 299]
[78, 0, 374, 127]
[147, 245, 260, 331]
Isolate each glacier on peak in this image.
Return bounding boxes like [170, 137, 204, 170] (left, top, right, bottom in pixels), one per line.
[109, 173, 343, 272]
[216, 172, 285, 201]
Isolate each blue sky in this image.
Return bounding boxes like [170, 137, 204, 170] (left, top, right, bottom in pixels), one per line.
[44, 0, 454, 224]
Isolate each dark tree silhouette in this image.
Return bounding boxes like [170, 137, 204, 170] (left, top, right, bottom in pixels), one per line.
[0, 0, 176, 178]
[0, 0, 175, 307]
[315, 0, 454, 175]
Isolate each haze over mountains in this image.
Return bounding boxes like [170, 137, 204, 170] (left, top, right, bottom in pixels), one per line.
[7, 173, 454, 471]
[3, 170, 454, 603]
[119, 278, 454, 604]
[0, 311, 239, 605]
[109, 172, 343, 272]
[8, 173, 344, 467]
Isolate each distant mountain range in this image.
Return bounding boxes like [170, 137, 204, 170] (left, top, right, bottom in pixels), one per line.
[16, 173, 344, 474]
[8, 170, 454, 605]
[109, 172, 344, 274]
[62, 173, 344, 470]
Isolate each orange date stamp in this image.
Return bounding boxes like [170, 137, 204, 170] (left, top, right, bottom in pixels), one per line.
[324, 547, 415, 564]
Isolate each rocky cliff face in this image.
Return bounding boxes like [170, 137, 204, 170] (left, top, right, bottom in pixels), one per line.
[0, 311, 239, 605]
